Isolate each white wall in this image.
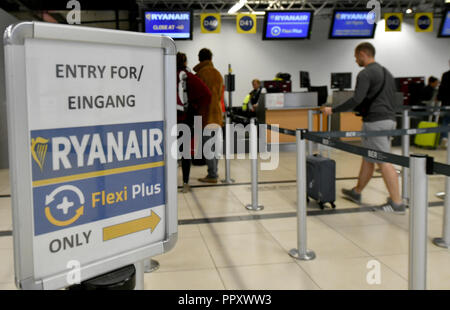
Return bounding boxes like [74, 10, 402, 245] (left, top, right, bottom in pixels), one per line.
[175, 15, 450, 107]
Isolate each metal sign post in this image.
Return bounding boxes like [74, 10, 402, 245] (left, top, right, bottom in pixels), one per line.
[408, 154, 428, 290]
[402, 109, 410, 205]
[289, 129, 316, 261]
[307, 110, 314, 155]
[221, 116, 235, 184]
[4, 22, 177, 290]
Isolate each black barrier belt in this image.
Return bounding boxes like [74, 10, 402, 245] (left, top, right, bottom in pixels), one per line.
[254, 120, 450, 176]
[266, 124, 297, 136]
[310, 125, 450, 139]
[304, 132, 411, 168]
[407, 111, 450, 117]
[433, 162, 450, 177]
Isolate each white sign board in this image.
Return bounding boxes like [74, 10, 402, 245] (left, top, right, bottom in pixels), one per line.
[265, 93, 284, 108]
[4, 22, 178, 290]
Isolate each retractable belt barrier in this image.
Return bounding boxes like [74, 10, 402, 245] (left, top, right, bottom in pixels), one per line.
[239, 109, 450, 290]
[266, 122, 450, 177]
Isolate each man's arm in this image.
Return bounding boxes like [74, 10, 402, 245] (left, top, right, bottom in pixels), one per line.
[331, 71, 371, 113]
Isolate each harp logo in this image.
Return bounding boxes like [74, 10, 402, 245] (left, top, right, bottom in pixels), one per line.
[31, 137, 49, 171]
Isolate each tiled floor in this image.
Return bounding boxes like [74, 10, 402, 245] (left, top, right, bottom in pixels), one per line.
[1, 145, 450, 290]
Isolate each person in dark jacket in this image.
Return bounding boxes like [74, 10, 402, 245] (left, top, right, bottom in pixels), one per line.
[322, 42, 404, 214]
[177, 52, 211, 193]
[242, 79, 265, 115]
[421, 76, 439, 102]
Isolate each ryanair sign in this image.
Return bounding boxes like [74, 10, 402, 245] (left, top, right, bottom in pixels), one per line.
[271, 14, 309, 22]
[30, 121, 165, 236]
[146, 12, 190, 21]
[336, 12, 374, 20]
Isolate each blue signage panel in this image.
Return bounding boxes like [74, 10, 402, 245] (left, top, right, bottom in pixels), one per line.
[330, 10, 376, 38]
[31, 121, 165, 235]
[386, 15, 401, 31]
[439, 10, 450, 37]
[144, 11, 192, 39]
[263, 11, 313, 39]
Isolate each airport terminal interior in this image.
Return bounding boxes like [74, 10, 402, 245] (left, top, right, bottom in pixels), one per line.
[0, 0, 450, 291]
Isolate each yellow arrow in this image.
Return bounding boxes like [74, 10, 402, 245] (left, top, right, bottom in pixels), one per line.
[45, 206, 84, 227]
[102, 210, 161, 241]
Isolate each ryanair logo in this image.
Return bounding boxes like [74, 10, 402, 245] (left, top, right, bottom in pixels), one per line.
[272, 14, 309, 22]
[146, 13, 190, 21]
[30, 122, 164, 184]
[337, 13, 373, 20]
[31, 137, 49, 171]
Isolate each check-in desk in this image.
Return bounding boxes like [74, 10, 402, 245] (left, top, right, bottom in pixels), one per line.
[330, 91, 362, 141]
[330, 91, 405, 141]
[258, 92, 326, 143]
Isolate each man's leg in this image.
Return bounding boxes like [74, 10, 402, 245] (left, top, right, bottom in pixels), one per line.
[378, 162, 402, 205]
[355, 159, 375, 193]
[199, 131, 218, 183]
[342, 158, 374, 204]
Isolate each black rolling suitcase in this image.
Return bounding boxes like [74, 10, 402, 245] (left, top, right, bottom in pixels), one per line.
[306, 114, 336, 209]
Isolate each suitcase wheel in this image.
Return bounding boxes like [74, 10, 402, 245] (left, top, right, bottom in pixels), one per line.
[319, 202, 325, 210]
[307, 197, 310, 203]
[331, 202, 336, 209]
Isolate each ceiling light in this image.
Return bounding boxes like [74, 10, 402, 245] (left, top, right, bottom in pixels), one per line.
[406, 8, 413, 14]
[228, 0, 247, 14]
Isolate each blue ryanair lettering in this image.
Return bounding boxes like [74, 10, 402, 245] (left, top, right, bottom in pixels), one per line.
[340, 13, 369, 20]
[273, 15, 309, 22]
[151, 13, 189, 21]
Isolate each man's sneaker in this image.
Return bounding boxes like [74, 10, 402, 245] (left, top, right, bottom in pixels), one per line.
[182, 183, 190, 193]
[342, 188, 361, 204]
[379, 198, 406, 215]
[198, 176, 218, 184]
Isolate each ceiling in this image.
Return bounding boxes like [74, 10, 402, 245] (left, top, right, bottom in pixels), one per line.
[1, 0, 447, 31]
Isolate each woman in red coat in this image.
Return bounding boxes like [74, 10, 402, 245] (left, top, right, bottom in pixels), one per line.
[177, 52, 211, 193]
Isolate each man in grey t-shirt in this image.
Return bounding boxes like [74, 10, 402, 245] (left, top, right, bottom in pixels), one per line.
[322, 42, 404, 214]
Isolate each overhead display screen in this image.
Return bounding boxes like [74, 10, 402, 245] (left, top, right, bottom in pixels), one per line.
[438, 9, 450, 37]
[329, 10, 377, 38]
[144, 11, 192, 40]
[263, 10, 314, 39]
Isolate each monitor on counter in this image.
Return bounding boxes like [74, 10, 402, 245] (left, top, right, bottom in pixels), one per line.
[144, 11, 193, 40]
[263, 10, 314, 40]
[331, 73, 352, 91]
[300, 71, 311, 88]
[329, 10, 377, 38]
[438, 9, 450, 37]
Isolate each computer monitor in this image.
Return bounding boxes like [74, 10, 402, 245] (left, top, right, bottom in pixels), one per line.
[331, 73, 352, 91]
[300, 71, 311, 88]
[308, 86, 328, 106]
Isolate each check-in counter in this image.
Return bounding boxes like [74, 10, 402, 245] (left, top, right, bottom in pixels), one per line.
[330, 91, 362, 141]
[258, 92, 327, 143]
[330, 91, 404, 141]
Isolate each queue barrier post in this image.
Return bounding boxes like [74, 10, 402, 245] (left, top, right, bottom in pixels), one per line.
[432, 144, 450, 249]
[221, 116, 235, 184]
[402, 109, 410, 205]
[409, 154, 428, 290]
[245, 118, 263, 211]
[307, 110, 314, 156]
[289, 129, 316, 261]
